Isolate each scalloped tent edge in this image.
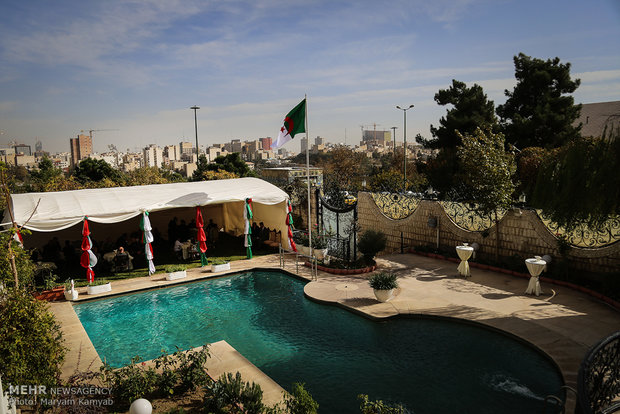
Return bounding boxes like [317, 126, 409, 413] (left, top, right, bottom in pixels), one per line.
[4, 177, 291, 248]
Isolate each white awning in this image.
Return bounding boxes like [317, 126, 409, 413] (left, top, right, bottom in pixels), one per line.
[6, 177, 289, 232]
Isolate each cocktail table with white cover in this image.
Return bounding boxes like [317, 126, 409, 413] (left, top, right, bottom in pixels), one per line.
[525, 256, 546, 296]
[456, 244, 474, 277]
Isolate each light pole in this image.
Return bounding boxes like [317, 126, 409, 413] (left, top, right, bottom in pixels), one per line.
[390, 126, 397, 154]
[396, 104, 414, 191]
[190, 106, 200, 158]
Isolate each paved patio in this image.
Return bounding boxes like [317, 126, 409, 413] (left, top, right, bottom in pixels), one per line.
[49, 252, 620, 412]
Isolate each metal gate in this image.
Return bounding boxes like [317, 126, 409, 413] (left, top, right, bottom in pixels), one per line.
[316, 188, 358, 262]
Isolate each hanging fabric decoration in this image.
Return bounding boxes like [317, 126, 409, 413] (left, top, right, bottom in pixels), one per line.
[195, 207, 209, 266]
[244, 198, 253, 259]
[13, 230, 23, 248]
[140, 211, 156, 275]
[286, 200, 297, 252]
[80, 217, 96, 283]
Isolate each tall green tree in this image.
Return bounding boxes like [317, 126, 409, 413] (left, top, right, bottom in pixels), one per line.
[497, 53, 582, 149]
[191, 153, 255, 181]
[426, 79, 498, 149]
[457, 127, 517, 259]
[72, 158, 122, 185]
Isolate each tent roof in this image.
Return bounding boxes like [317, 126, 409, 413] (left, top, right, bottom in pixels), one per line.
[7, 177, 288, 232]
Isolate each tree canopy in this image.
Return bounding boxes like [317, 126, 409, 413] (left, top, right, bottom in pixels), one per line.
[192, 153, 255, 181]
[426, 79, 498, 149]
[532, 132, 620, 229]
[73, 158, 122, 185]
[457, 127, 517, 216]
[497, 53, 582, 149]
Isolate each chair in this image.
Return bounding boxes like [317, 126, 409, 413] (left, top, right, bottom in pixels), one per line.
[113, 253, 130, 273]
[265, 231, 281, 248]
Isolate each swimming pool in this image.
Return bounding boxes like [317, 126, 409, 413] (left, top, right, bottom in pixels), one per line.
[74, 271, 564, 413]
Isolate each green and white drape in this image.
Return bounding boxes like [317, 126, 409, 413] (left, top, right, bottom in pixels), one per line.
[140, 211, 156, 275]
[244, 198, 253, 259]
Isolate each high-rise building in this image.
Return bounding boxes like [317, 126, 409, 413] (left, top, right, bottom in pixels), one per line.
[300, 137, 308, 153]
[231, 139, 242, 153]
[13, 144, 32, 156]
[164, 145, 179, 162]
[259, 137, 272, 150]
[69, 134, 92, 166]
[35, 140, 43, 152]
[143, 144, 164, 168]
[315, 136, 325, 146]
[179, 142, 194, 162]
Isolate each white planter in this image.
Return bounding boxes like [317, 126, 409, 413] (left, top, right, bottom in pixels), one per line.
[64, 290, 79, 301]
[87, 282, 111, 295]
[211, 263, 230, 273]
[373, 288, 394, 303]
[166, 270, 187, 281]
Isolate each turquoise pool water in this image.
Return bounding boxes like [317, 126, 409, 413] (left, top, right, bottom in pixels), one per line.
[74, 271, 564, 413]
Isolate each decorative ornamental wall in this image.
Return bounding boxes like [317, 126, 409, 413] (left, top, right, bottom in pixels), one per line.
[368, 192, 619, 248]
[439, 201, 506, 233]
[536, 211, 620, 248]
[369, 192, 420, 220]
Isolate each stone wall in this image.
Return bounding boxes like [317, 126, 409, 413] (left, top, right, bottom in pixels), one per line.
[357, 192, 620, 274]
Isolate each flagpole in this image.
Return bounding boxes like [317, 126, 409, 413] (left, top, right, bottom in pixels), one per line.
[305, 94, 312, 259]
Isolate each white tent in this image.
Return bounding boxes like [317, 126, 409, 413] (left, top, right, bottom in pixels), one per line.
[5, 177, 291, 248]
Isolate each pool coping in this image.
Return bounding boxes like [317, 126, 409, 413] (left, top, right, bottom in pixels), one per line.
[49, 253, 620, 412]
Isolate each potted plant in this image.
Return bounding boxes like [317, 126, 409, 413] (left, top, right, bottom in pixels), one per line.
[368, 271, 398, 303]
[87, 279, 112, 295]
[358, 229, 387, 265]
[64, 279, 79, 301]
[35, 273, 64, 301]
[311, 232, 328, 260]
[211, 258, 231, 273]
[295, 232, 310, 256]
[165, 264, 187, 281]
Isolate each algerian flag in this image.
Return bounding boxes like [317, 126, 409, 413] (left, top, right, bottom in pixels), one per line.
[272, 98, 306, 149]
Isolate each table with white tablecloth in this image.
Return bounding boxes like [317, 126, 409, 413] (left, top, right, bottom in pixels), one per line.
[525, 256, 546, 296]
[456, 245, 474, 277]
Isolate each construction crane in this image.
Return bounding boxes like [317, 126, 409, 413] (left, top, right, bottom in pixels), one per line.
[81, 129, 119, 141]
[360, 123, 382, 141]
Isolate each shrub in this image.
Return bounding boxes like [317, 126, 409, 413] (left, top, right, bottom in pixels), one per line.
[358, 394, 406, 414]
[284, 382, 319, 414]
[0, 233, 35, 288]
[165, 264, 187, 273]
[204, 371, 264, 414]
[102, 356, 159, 406]
[368, 272, 398, 290]
[0, 288, 66, 391]
[358, 230, 387, 263]
[175, 345, 211, 393]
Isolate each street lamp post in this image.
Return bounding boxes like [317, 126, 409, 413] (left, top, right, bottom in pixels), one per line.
[390, 126, 397, 154]
[190, 106, 200, 158]
[396, 104, 414, 191]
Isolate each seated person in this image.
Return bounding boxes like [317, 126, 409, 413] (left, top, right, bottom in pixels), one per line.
[173, 239, 183, 259]
[116, 246, 134, 270]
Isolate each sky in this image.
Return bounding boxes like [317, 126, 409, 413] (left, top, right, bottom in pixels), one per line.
[0, 0, 619, 155]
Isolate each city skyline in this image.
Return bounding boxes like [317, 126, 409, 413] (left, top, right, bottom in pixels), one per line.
[1, 0, 619, 154]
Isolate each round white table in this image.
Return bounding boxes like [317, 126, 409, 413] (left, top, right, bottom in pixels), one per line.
[525, 257, 546, 296]
[456, 245, 474, 277]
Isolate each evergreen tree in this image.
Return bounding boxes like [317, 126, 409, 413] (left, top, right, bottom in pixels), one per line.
[497, 53, 582, 149]
[426, 79, 498, 149]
